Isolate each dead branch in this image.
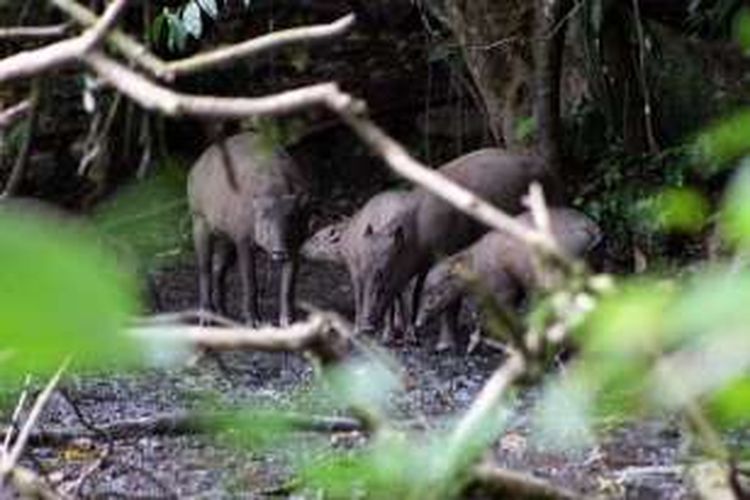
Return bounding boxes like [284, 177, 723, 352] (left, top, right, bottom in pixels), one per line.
[77, 0, 130, 53]
[0, 360, 69, 479]
[0, 36, 86, 82]
[3, 79, 41, 196]
[165, 14, 355, 79]
[1, 375, 32, 455]
[0, 0, 129, 83]
[51, 0, 354, 82]
[0, 411, 364, 448]
[470, 461, 577, 500]
[0, 100, 31, 129]
[0, 24, 70, 41]
[331, 104, 569, 265]
[129, 313, 350, 365]
[446, 351, 526, 455]
[85, 52, 352, 118]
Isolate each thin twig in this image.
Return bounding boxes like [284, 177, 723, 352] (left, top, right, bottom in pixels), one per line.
[471, 461, 577, 499]
[129, 314, 349, 364]
[0, 100, 31, 129]
[0, 411, 365, 447]
[51, 0, 354, 82]
[0, 24, 70, 40]
[0, 0, 132, 83]
[446, 351, 526, 460]
[1, 375, 32, 455]
[79, 0, 130, 52]
[84, 52, 351, 118]
[166, 14, 355, 79]
[0, 359, 70, 479]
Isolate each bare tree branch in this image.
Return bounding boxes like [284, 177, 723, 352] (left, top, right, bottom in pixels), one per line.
[166, 14, 356, 79]
[0, 359, 69, 479]
[78, 0, 130, 52]
[130, 314, 350, 364]
[0, 0, 129, 83]
[1, 375, 32, 455]
[0, 100, 31, 130]
[0, 24, 70, 40]
[51, 0, 355, 82]
[446, 351, 526, 455]
[84, 52, 350, 117]
[471, 461, 577, 499]
[0, 36, 86, 82]
[49, 0, 167, 78]
[0, 411, 364, 447]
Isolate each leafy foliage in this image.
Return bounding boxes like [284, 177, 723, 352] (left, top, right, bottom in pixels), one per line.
[150, 0, 248, 53]
[534, 9, 750, 459]
[0, 203, 140, 384]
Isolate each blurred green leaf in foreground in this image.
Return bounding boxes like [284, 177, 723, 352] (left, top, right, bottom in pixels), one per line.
[0, 201, 140, 384]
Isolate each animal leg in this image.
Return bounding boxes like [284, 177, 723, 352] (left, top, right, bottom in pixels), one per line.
[397, 290, 418, 345]
[279, 257, 298, 327]
[192, 216, 214, 320]
[236, 239, 260, 326]
[212, 238, 233, 315]
[435, 297, 462, 353]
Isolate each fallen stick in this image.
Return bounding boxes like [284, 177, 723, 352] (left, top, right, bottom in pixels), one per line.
[0, 411, 365, 447]
[129, 313, 350, 364]
[469, 461, 577, 500]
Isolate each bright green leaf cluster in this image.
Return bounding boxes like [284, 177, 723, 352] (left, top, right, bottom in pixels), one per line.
[648, 187, 709, 233]
[0, 202, 140, 384]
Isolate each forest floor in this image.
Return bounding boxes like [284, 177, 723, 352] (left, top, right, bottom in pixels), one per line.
[31, 255, 691, 499]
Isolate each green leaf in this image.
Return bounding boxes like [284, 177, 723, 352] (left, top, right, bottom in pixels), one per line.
[578, 280, 676, 356]
[301, 432, 438, 499]
[734, 7, 750, 54]
[698, 108, 750, 166]
[181, 1, 203, 39]
[197, 0, 219, 19]
[208, 408, 301, 451]
[0, 202, 139, 383]
[165, 11, 188, 52]
[720, 163, 750, 249]
[650, 187, 709, 233]
[705, 377, 750, 428]
[149, 12, 167, 46]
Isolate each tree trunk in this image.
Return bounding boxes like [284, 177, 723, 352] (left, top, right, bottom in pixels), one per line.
[442, 0, 535, 149]
[533, 0, 573, 175]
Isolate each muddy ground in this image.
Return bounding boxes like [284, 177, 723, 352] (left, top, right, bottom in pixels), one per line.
[27, 254, 691, 499]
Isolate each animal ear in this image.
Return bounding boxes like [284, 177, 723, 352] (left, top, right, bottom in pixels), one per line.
[364, 224, 374, 237]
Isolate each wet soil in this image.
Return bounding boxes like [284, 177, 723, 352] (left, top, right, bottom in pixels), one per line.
[27, 255, 692, 499]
